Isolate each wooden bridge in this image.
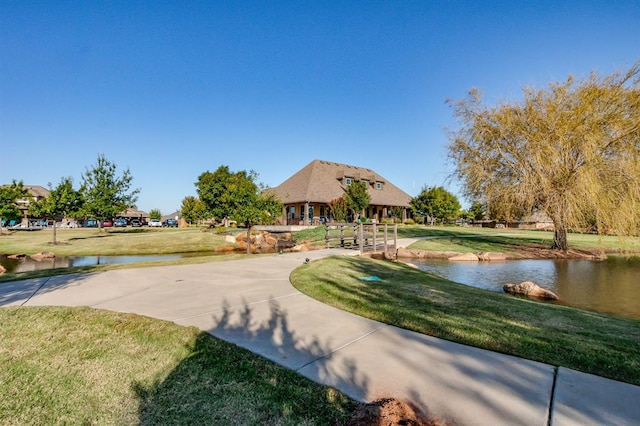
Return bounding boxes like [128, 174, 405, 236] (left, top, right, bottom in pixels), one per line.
[325, 223, 398, 255]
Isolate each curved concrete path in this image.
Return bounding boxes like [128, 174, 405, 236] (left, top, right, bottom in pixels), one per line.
[1, 241, 639, 425]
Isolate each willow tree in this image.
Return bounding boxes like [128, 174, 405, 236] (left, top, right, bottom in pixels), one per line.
[448, 62, 640, 250]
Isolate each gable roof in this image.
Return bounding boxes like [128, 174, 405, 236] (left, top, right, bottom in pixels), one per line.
[272, 160, 412, 207]
[24, 185, 50, 199]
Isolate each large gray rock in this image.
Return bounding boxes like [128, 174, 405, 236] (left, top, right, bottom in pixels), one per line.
[503, 281, 559, 300]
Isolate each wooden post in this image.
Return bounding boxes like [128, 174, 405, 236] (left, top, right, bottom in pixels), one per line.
[358, 223, 364, 254]
[384, 223, 388, 254]
[325, 224, 329, 248]
[372, 222, 377, 253]
[394, 224, 397, 255]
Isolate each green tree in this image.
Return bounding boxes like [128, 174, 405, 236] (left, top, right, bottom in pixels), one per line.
[196, 166, 282, 253]
[328, 197, 349, 222]
[181, 196, 207, 224]
[29, 177, 84, 244]
[0, 180, 28, 234]
[196, 166, 281, 225]
[468, 201, 486, 221]
[448, 62, 640, 250]
[149, 209, 162, 221]
[81, 154, 140, 229]
[411, 186, 461, 225]
[389, 206, 404, 223]
[344, 180, 371, 221]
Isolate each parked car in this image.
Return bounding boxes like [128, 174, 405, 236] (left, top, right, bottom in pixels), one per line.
[149, 219, 162, 227]
[130, 219, 142, 227]
[85, 219, 98, 228]
[163, 218, 178, 228]
[103, 220, 113, 227]
[114, 218, 127, 227]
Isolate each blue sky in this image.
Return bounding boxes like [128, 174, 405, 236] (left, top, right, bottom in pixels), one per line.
[2, 1, 639, 214]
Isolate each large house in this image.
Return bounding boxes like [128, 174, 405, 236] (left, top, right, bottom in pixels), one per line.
[271, 159, 412, 225]
[16, 185, 50, 225]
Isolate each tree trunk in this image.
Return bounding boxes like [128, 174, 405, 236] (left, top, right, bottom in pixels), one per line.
[246, 225, 251, 255]
[52, 219, 57, 245]
[552, 227, 568, 251]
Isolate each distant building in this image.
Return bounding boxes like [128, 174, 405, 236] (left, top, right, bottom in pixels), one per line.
[14, 185, 50, 225]
[271, 159, 412, 225]
[517, 211, 555, 230]
[117, 207, 150, 224]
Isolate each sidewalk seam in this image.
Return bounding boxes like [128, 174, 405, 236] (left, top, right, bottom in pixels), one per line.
[295, 323, 387, 372]
[547, 366, 559, 426]
[21, 277, 52, 306]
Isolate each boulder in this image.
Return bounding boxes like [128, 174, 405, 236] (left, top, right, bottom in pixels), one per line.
[477, 252, 507, 261]
[214, 246, 236, 252]
[396, 248, 457, 259]
[224, 235, 236, 244]
[503, 281, 559, 300]
[0, 265, 6, 274]
[448, 252, 479, 262]
[30, 252, 55, 261]
[265, 235, 278, 246]
[396, 247, 418, 258]
[8, 254, 26, 259]
[291, 244, 309, 252]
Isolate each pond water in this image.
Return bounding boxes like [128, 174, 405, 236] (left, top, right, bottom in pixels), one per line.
[410, 256, 640, 320]
[0, 253, 200, 273]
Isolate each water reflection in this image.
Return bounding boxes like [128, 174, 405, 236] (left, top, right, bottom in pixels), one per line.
[1, 254, 185, 273]
[410, 256, 640, 320]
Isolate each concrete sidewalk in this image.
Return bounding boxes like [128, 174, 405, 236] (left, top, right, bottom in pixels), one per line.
[1, 245, 639, 425]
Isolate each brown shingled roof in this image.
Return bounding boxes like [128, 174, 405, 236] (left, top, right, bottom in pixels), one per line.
[272, 160, 411, 207]
[24, 185, 50, 198]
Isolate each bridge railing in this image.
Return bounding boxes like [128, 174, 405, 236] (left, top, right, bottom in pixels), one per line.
[325, 222, 397, 255]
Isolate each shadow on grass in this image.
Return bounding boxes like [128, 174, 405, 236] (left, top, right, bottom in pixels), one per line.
[133, 299, 362, 424]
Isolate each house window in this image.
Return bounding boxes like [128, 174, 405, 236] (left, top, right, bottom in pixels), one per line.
[345, 177, 352, 185]
[376, 182, 383, 190]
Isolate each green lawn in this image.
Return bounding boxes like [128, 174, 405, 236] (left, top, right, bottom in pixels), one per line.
[0, 227, 233, 256]
[0, 227, 244, 283]
[290, 255, 640, 386]
[397, 225, 640, 254]
[0, 307, 357, 425]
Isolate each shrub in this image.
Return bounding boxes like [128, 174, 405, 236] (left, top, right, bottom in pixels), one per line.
[404, 218, 416, 225]
[292, 226, 325, 243]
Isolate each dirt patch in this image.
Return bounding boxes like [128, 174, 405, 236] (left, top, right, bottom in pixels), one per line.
[349, 398, 447, 426]
[503, 246, 606, 260]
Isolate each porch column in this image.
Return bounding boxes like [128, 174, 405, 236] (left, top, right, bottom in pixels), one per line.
[304, 202, 310, 225]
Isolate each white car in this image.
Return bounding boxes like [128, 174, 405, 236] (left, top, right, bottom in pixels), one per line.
[149, 219, 162, 227]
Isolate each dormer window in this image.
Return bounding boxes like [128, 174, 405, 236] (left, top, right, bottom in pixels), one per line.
[376, 182, 383, 190]
[345, 177, 352, 185]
